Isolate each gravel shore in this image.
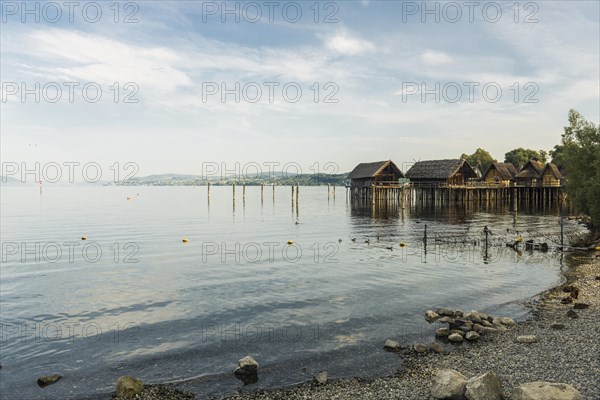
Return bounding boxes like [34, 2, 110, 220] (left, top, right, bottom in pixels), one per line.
[214, 254, 600, 400]
[124, 254, 600, 399]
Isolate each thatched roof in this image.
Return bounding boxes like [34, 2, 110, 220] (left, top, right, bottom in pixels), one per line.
[406, 159, 476, 180]
[542, 163, 563, 179]
[347, 160, 404, 180]
[484, 162, 518, 180]
[515, 159, 544, 179]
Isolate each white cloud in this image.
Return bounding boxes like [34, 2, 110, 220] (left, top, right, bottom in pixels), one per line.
[421, 50, 453, 65]
[324, 31, 375, 56]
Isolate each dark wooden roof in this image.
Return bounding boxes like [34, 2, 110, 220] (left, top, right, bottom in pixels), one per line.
[542, 163, 563, 179]
[515, 159, 545, 179]
[406, 159, 476, 180]
[484, 162, 518, 180]
[347, 160, 404, 180]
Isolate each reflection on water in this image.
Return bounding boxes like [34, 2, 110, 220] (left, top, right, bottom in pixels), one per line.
[0, 186, 585, 399]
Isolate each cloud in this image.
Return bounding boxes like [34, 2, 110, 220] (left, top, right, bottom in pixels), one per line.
[421, 50, 453, 65]
[324, 31, 375, 56]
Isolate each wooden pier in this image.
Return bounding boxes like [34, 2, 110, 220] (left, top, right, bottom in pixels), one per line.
[347, 182, 566, 210]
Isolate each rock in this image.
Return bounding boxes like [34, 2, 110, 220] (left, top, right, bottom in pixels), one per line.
[37, 374, 62, 388]
[492, 323, 508, 333]
[453, 310, 464, 317]
[573, 302, 589, 310]
[431, 369, 468, 400]
[436, 328, 450, 338]
[516, 335, 537, 344]
[437, 307, 455, 316]
[465, 371, 503, 400]
[562, 285, 577, 292]
[569, 288, 579, 299]
[234, 356, 259, 384]
[480, 320, 493, 328]
[566, 309, 579, 319]
[473, 324, 497, 334]
[429, 342, 445, 354]
[561, 297, 573, 304]
[512, 381, 583, 400]
[426, 310, 441, 322]
[472, 311, 489, 321]
[449, 330, 465, 337]
[465, 312, 482, 324]
[439, 316, 454, 324]
[414, 343, 428, 353]
[115, 376, 143, 399]
[448, 333, 464, 342]
[498, 317, 516, 326]
[384, 339, 402, 351]
[465, 331, 480, 341]
[459, 326, 472, 334]
[551, 323, 566, 330]
[313, 371, 328, 385]
[561, 296, 573, 304]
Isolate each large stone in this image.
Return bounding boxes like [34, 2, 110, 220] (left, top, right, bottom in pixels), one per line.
[473, 324, 497, 334]
[465, 331, 480, 341]
[497, 317, 516, 326]
[426, 310, 441, 322]
[313, 371, 328, 385]
[516, 335, 537, 344]
[429, 342, 445, 354]
[384, 339, 401, 351]
[431, 369, 468, 400]
[414, 343, 428, 353]
[234, 356, 259, 384]
[448, 333, 464, 342]
[511, 381, 583, 400]
[37, 374, 62, 388]
[573, 303, 590, 310]
[437, 307, 455, 316]
[465, 371, 503, 400]
[436, 327, 450, 338]
[115, 376, 143, 399]
[465, 312, 482, 324]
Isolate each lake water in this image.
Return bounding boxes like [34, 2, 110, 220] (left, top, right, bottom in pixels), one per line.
[0, 186, 584, 399]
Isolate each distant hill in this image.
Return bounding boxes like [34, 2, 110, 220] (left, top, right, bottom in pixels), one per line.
[112, 172, 349, 186]
[0, 176, 26, 185]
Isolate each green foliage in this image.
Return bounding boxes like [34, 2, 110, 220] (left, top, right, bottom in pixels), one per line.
[561, 109, 600, 228]
[550, 144, 567, 170]
[460, 148, 496, 170]
[504, 148, 548, 169]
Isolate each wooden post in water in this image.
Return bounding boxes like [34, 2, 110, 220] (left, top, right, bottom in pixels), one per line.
[296, 184, 299, 207]
[327, 183, 331, 201]
[272, 184, 275, 203]
[207, 182, 211, 203]
[333, 184, 336, 200]
[261, 184, 264, 204]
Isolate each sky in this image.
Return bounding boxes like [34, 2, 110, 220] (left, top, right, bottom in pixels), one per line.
[1, 0, 599, 179]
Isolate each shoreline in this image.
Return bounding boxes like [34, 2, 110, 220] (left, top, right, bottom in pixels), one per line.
[215, 252, 599, 400]
[118, 252, 599, 400]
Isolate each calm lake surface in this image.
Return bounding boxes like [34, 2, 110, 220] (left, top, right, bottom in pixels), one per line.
[0, 186, 585, 399]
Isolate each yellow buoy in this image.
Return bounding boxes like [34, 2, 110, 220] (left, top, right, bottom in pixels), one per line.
[595, 246, 600, 251]
[517, 236, 523, 242]
[287, 240, 294, 245]
[81, 236, 87, 241]
[399, 242, 406, 247]
[182, 238, 189, 243]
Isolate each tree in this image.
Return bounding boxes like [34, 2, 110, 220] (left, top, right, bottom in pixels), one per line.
[550, 144, 567, 170]
[460, 148, 496, 170]
[504, 148, 548, 169]
[560, 109, 600, 228]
